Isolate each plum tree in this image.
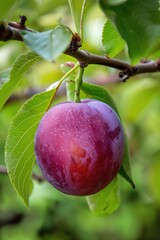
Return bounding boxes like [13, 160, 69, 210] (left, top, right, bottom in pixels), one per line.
[34, 99, 124, 196]
[0, 0, 159, 218]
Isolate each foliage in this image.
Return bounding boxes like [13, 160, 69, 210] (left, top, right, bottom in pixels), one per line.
[0, 0, 160, 239]
[21, 26, 72, 61]
[100, 0, 160, 62]
[86, 176, 120, 215]
[0, 52, 39, 110]
[102, 20, 125, 58]
[5, 88, 59, 206]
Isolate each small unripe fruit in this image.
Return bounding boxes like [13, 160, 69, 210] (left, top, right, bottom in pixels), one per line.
[34, 99, 124, 196]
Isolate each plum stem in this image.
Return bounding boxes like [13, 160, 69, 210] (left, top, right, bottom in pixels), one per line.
[46, 62, 80, 110]
[66, 80, 75, 101]
[74, 67, 84, 103]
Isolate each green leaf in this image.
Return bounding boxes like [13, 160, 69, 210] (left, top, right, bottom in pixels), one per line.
[99, 0, 160, 63]
[0, 52, 39, 111]
[102, 20, 125, 57]
[119, 138, 135, 189]
[86, 176, 120, 216]
[81, 82, 119, 113]
[102, 0, 128, 5]
[21, 26, 72, 61]
[0, 68, 11, 86]
[5, 87, 59, 206]
[81, 82, 134, 188]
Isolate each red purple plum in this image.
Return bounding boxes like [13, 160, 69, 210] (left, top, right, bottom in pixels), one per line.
[34, 99, 124, 196]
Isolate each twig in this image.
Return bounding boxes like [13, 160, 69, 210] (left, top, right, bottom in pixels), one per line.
[0, 212, 24, 227]
[6, 88, 43, 104]
[0, 165, 45, 183]
[0, 16, 34, 41]
[0, 17, 160, 81]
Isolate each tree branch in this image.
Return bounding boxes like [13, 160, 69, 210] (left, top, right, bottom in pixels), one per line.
[0, 165, 45, 183]
[0, 17, 160, 81]
[0, 16, 33, 41]
[0, 212, 24, 227]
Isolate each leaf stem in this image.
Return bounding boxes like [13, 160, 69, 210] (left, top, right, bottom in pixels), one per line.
[80, 0, 88, 42]
[68, 0, 78, 33]
[74, 67, 84, 103]
[66, 80, 75, 101]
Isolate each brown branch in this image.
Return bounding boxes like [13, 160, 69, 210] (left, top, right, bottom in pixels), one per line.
[0, 16, 34, 41]
[0, 17, 160, 81]
[0, 213, 24, 227]
[0, 165, 45, 183]
[6, 88, 44, 104]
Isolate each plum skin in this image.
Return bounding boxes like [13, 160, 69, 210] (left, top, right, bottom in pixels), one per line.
[34, 99, 124, 196]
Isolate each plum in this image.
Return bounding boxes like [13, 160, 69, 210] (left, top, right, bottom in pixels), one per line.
[34, 99, 124, 196]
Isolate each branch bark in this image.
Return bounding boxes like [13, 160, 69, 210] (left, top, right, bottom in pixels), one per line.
[0, 18, 160, 81]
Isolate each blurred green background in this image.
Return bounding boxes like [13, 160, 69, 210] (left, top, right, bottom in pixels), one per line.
[0, 0, 160, 239]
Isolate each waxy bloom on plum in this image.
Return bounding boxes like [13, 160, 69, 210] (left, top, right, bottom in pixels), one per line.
[34, 99, 124, 196]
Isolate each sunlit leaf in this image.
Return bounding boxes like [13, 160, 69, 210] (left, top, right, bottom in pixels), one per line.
[86, 176, 120, 215]
[102, 20, 125, 57]
[99, 0, 160, 62]
[5, 87, 59, 206]
[0, 52, 39, 110]
[21, 26, 72, 61]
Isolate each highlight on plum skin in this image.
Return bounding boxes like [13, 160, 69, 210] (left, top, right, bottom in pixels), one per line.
[34, 99, 125, 196]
